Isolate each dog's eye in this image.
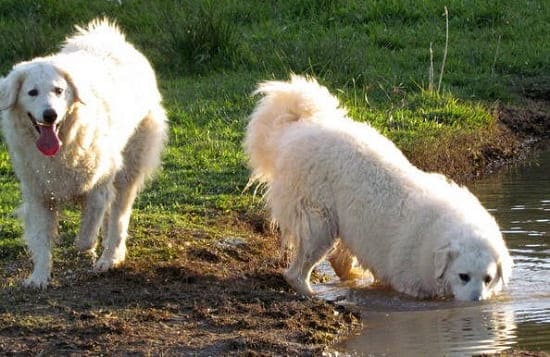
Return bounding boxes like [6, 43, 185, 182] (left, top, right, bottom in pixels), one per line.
[54, 87, 64, 96]
[484, 275, 492, 285]
[459, 273, 470, 283]
[28, 89, 38, 96]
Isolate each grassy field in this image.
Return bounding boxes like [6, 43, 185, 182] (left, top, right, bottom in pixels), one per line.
[0, 0, 548, 353]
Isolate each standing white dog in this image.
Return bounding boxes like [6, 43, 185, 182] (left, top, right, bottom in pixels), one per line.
[244, 75, 512, 301]
[0, 18, 168, 288]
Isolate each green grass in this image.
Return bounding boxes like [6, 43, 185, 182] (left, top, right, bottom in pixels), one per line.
[0, 0, 548, 258]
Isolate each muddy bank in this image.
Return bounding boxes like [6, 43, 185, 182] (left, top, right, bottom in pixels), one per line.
[415, 76, 550, 183]
[408, 98, 550, 184]
[0, 217, 360, 356]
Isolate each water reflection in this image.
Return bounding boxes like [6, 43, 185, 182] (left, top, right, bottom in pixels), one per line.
[329, 150, 550, 355]
[340, 305, 517, 356]
[473, 153, 550, 305]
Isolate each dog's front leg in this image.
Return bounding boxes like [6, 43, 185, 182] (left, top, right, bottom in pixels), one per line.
[20, 198, 58, 289]
[75, 181, 114, 259]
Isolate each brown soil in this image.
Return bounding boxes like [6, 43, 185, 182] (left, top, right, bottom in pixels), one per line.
[1, 82, 548, 356]
[0, 214, 361, 356]
[408, 98, 550, 183]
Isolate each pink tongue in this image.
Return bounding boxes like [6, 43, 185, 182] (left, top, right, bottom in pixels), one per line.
[36, 125, 61, 156]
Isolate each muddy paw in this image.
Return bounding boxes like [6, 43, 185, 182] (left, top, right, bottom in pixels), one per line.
[284, 271, 315, 296]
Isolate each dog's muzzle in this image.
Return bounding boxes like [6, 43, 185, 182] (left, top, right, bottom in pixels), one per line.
[42, 108, 58, 124]
[28, 111, 58, 132]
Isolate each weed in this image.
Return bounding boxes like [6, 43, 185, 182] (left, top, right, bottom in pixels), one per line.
[158, 1, 246, 74]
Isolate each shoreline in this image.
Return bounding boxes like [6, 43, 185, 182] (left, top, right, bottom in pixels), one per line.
[407, 99, 550, 185]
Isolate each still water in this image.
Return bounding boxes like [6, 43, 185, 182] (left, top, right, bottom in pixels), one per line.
[323, 150, 550, 356]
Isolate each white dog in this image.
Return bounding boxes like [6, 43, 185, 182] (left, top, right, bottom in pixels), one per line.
[244, 75, 513, 301]
[0, 18, 168, 288]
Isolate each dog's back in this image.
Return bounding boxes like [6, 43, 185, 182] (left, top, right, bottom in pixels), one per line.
[61, 18, 136, 62]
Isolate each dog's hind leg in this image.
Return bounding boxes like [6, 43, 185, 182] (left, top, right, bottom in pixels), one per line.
[94, 177, 138, 272]
[328, 240, 368, 281]
[75, 182, 113, 258]
[283, 208, 335, 296]
[94, 109, 167, 272]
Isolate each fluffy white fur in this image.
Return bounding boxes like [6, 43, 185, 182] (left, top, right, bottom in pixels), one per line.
[244, 75, 513, 301]
[0, 18, 168, 288]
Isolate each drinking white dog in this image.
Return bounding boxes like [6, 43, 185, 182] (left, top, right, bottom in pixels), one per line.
[0, 19, 168, 288]
[244, 75, 512, 301]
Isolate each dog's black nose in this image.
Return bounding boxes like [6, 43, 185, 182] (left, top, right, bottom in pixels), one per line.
[470, 293, 482, 301]
[42, 109, 58, 124]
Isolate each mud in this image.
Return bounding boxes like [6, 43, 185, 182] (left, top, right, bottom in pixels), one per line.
[0, 217, 361, 356]
[409, 99, 550, 183]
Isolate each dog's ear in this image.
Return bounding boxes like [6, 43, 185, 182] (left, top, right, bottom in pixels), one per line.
[497, 255, 513, 287]
[52, 64, 86, 106]
[0, 67, 25, 110]
[61, 69, 85, 106]
[434, 243, 458, 280]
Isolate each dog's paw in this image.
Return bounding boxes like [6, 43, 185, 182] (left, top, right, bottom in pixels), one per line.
[93, 254, 124, 273]
[76, 248, 97, 266]
[22, 274, 49, 289]
[74, 235, 97, 253]
[82, 248, 98, 259]
[283, 271, 315, 296]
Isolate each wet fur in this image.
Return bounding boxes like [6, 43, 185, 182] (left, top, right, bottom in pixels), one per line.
[0, 18, 168, 288]
[244, 75, 513, 301]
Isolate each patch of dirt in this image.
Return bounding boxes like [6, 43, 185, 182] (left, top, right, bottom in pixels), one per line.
[0, 219, 360, 356]
[408, 95, 550, 184]
[497, 100, 550, 141]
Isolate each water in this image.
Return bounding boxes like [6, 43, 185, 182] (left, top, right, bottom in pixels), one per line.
[325, 150, 550, 356]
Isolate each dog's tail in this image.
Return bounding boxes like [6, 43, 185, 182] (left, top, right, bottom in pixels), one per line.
[244, 75, 346, 185]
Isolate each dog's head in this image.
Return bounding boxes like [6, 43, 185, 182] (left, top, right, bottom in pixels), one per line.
[0, 60, 81, 156]
[434, 234, 513, 301]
